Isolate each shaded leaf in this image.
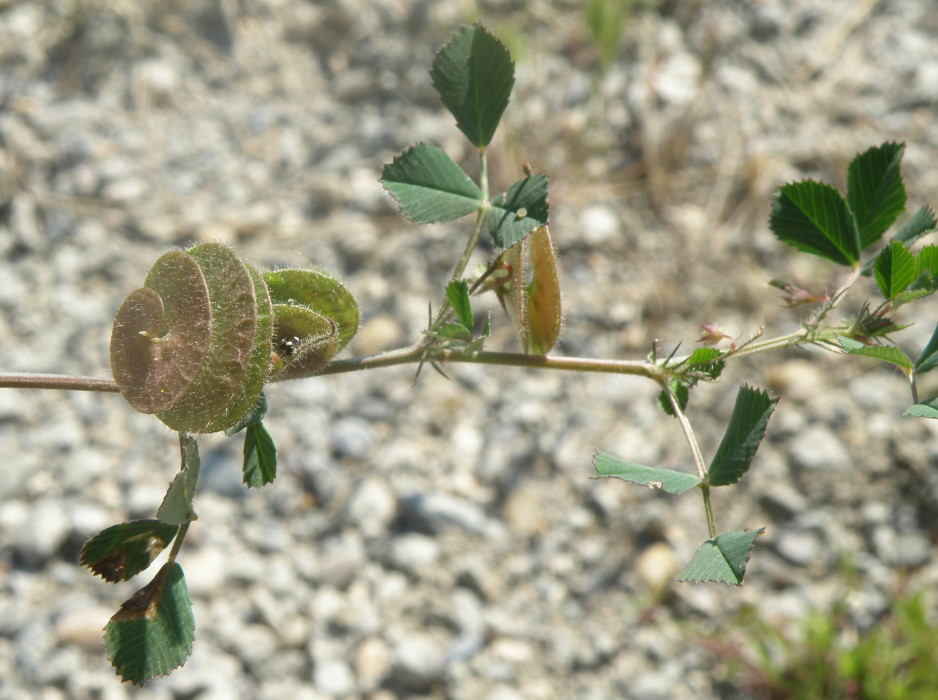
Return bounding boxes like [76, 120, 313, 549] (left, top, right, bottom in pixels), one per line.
[593, 451, 701, 495]
[80, 520, 179, 583]
[430, 22, 514, 148]
[381, 143, 482, 223]
[847, 142, 907, 248]
[104, 562, 195, 685]
[435, 322, 472, 341]
[675, 528, 764, 585]
[708, 386, 778, 486]
[488, 174, 550, 248]
[242, 422, 277, 488]
[770, 181, 860, 266]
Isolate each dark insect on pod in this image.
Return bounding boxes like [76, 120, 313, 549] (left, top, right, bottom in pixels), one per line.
[278, 336, 302, 357]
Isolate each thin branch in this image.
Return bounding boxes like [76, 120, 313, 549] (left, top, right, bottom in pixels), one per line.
[0, 372, 119, 393]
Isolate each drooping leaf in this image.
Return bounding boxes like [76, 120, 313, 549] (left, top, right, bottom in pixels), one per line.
[846, 142, 907, 248]
[488, 174, 549, 248]
[914, 324, 938, 375]
[838, 335, 914, 373]
[675, 528, 764, 585]
[446, 280, 473, 329]
[381, 143, 483, 223]
[104, 562, 195, 685]
[80, 520, 179, 583]
[263, 268, 359, 352]
[770, 181, 860, 266]
[430, 22, 515, 148]
[903, 395, 938, 419]
[242, 422, 277, 488]
[873, 240, 917, 300]
[593, 451, 701, 495]
[157, 435, 200, 526]
[707, 386, 778, 486]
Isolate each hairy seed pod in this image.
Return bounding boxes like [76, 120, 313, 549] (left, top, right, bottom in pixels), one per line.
[494, 225, 561, 355]
[110, 243, 273, 433]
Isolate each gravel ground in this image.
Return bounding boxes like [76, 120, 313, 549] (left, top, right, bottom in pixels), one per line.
[2, 1, 938, 698]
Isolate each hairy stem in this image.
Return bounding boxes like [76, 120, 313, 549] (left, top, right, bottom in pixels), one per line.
[663, 381, 716, 538]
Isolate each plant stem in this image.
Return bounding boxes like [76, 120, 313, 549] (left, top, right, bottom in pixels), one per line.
[0, 372, 120, 393]
[663, 380, 716, 538]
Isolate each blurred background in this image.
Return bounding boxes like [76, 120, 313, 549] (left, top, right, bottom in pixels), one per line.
[1, 0, 938, 697]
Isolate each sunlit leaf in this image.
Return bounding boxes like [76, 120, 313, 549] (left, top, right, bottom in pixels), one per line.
[104, 562, 195, 685]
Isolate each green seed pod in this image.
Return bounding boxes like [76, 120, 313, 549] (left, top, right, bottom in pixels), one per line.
[269, 303, 340, 381]
[110, 243, 273, 433]
[263, 268, 359, 352]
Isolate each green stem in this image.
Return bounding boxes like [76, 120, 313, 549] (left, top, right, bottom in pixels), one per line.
[166, 432, 198, 564]
[663, 380, 716, 538]
[0, 372, 120, 393]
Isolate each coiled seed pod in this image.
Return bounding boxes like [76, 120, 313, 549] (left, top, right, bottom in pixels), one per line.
[110, 245, 360, 432]
[110, 243, 273, 434]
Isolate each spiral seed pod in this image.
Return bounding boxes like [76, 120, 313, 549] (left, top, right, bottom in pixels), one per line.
[110, 243, 273, 434]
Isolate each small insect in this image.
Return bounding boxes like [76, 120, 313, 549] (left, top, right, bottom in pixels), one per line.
[278, 336, 302, 357]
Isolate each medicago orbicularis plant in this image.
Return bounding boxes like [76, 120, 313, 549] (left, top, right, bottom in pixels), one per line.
[1, 21, 937, 684]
